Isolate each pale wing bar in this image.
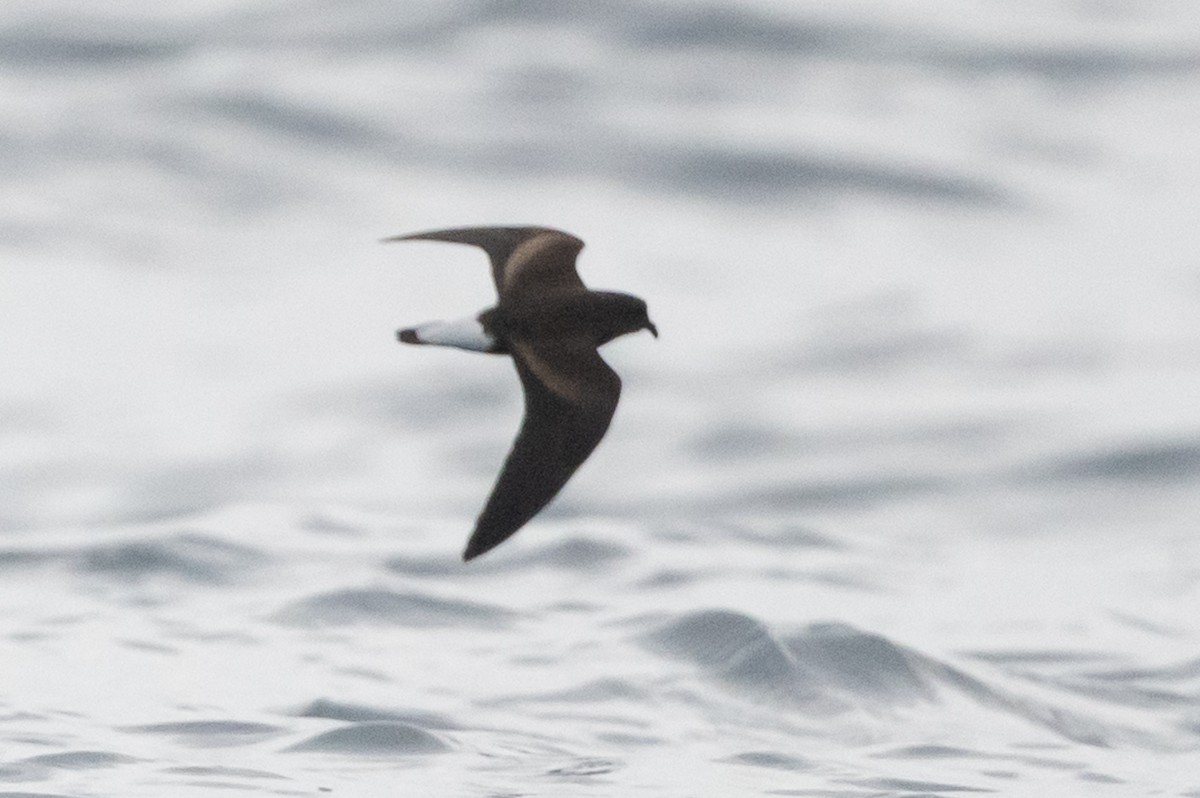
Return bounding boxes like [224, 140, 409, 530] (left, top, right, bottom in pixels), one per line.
[383, 226, 584, 299]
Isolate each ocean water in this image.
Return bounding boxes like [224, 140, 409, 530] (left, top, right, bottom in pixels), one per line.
[4, 1, 1200, 794]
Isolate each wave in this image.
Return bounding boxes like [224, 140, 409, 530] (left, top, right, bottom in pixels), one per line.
[642, 610, 1176, 748]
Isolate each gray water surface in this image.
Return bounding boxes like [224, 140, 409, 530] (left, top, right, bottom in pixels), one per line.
[4, 1, 1200, 795]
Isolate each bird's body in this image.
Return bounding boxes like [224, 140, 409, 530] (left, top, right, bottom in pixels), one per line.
[388, 226, 656, 561]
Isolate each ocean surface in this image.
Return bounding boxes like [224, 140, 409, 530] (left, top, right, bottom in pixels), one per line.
[4, 1, 1200, 795]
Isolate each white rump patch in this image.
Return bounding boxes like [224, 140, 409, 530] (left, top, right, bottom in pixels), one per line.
[413, 315, 495, 352]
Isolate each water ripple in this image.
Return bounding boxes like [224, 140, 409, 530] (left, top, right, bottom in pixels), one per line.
[77, 532, 265, 584]
[285, 722, 448, 755]
[123, 720, 285, 747]
[273, 587, 517, 628]
[19, 751, 134, 770]
[1022, 438, 1200, 485]
[295, 698, 460, 729]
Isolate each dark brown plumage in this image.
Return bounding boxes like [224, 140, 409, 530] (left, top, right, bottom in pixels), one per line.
[386, 226, 656, 561]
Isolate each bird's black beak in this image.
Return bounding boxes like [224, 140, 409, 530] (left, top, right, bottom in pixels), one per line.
[645, 320, 658, 338]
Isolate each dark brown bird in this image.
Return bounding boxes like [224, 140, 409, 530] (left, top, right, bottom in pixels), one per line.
[386, 226, 657, 561]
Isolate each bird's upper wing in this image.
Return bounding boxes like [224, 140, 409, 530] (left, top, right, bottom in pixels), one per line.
[463, 338, 621, 561]
[384, 226, 585, 300]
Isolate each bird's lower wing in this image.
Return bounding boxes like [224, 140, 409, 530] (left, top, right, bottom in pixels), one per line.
[463, 341, 620, 561]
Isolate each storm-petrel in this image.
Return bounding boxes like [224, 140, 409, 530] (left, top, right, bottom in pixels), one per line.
[386, 226, 657, 561]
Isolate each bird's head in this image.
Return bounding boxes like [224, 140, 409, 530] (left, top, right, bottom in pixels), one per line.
[596, 292, 657, 345]
[630, 298, 658, 339]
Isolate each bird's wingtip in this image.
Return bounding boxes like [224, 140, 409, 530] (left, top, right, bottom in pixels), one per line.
[462, 526, 506, 561]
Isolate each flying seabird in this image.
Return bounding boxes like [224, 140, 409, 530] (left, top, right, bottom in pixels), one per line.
[386, 226, 657, 561]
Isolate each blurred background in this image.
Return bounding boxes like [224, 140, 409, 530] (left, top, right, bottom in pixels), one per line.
[3, 1, 1200, 794]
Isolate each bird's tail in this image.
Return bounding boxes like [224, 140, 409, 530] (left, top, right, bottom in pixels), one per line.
[397, 327, 424, 344]
[395, 316, 497, 353]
